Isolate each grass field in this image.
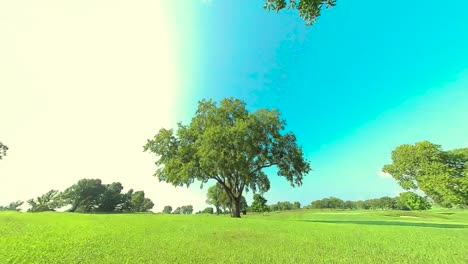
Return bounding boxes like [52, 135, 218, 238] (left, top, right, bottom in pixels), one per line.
[1, 209, 467, 263]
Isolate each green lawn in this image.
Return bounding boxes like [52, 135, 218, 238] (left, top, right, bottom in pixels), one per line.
[1, 209, 467, 263]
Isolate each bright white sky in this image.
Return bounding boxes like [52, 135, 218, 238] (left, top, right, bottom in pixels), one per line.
[0, 1, 208, 212]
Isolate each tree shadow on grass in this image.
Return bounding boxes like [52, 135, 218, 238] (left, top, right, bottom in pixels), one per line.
[300, 220, 467, 229]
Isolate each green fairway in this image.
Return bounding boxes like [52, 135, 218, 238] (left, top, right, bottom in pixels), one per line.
[1, 210, 467, 264]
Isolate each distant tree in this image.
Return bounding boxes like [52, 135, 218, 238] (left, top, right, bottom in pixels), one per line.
[270, 203, 279, 211]
[263, 0, 336, 26]
[202, 207, 214, 214]
[343, 200, 357, 209]
[308, 197, 345, 209]
[279, 201, 293, 210]
[251, 194, 269, 213]
[383, 141, 468, 207]
[96, 182, 124, 212]
[130, 191, 154, 212]
[355, 200, 371, 210]
[27, 190, 59, 212]
[0, 142, 8, 160]
[181, 205, 194, 214]
[293, 201, 301, 209]
[58, 179, 153, 213]
[169, 205, 193, 214]
[376, 197, 397, 210]
[398, 192, 432, 211]
[206, 183, 231, 215]
[59, 179, 106, 213]
[0, 200, 23, 211]
[270, 201, 300, 211]
[162, 205, 173, 214]
[144, 98, 310, 217]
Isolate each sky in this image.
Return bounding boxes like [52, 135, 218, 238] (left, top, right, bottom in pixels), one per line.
[1, 0, 467, 212]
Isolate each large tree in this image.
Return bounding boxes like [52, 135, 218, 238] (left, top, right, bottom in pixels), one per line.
[0, 142, 8, 160]
[263, 0, 336, 26]
[383, 141, 468, 207]
[144, 98, 310, 217]
[60, 179, 106, 212]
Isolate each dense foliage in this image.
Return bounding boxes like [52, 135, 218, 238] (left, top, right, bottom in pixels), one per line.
[383, 141, 468, 207]
[201, 207, 214, 214]
[162, 205, 173, 214]
[304, 193, 431, 211]
[251, 194, 270, 213]
[0, 141, 7, 160]
[270, 200, 301, 211]
[173, 205, 194, 215]
[23, 179, 155, 213]
[263, 0, 336, 26]
[145, 98, 310, 217]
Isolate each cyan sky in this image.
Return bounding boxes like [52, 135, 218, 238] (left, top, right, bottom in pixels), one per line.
[177, 0, 468, 204]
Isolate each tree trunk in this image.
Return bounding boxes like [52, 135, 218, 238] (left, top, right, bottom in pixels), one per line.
[231, 196, 241, 218]
[217, 180, 242, 218]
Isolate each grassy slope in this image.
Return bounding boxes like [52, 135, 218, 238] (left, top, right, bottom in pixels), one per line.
[0, 210, 467, 263]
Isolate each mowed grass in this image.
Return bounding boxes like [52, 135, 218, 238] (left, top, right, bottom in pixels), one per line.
[1, 210, 467, 263]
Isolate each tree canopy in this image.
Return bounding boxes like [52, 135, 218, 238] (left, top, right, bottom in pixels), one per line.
[270, 200, 301, 211]
[250, 194, 270, 213]
[398, 192, 431, 211]
[0, 142, 8, 160]
[172, 205, 194, 215]
[303, 195, 431, 211]
[263, 0, 336, 26]
[201, 207, 214, 214]
[162, 205, 173, 214]
[144, 98, 310, 217]
[383, 141, 468, 207]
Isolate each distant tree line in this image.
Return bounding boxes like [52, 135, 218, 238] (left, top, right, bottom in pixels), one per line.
[0, 200, 23, 211]
[0, 178, 154, 213]
[304, 192, 431, 211]
[270, 200, 301, 211]
[160, 205, 194, 214]
[173, 205, 194, 214]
